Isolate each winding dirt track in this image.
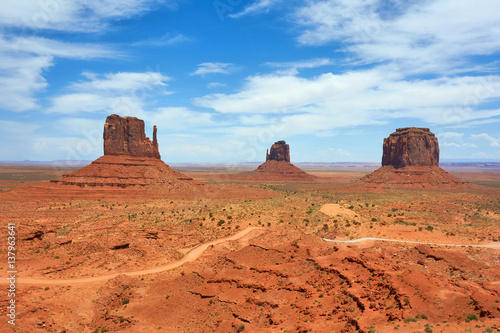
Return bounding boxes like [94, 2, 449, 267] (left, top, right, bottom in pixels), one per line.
[323, 237, 500, 248]
[4, 228, 498, 287]
[2, 227, 265, 286]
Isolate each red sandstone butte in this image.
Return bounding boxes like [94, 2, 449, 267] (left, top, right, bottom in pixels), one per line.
[51, 114, 198, 189]
[104, 114, 160, 159]
[382, 127, 439, 168]
[362, 127, 466, 187]
[266, 140, 290, 162]
[227, 140, 316, 181]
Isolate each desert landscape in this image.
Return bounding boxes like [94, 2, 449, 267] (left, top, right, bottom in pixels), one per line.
[0, 116, 499, 333]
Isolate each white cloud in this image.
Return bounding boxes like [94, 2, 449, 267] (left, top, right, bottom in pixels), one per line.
[132, 33, 191, 47]
[191, 63, 234, 76]
[229, 0, 281, 18]
[0, 54, 51, 111]
[48, 72, 171, 114]
[4, 36, 118, 59]
[207, 82, 226, 89]
[194, 68, 500, 134]
[294, 0, 500, 74]
[437, 132, 478, 148]
[74, 72, 170, 92]
[0, 35, 119, 112]
[265, 58, 334, 70]
[471, 133, 500, 147]
[0, 0, 172, 32]
[0, 119, 103, 161]
[145, 107, 216, 131]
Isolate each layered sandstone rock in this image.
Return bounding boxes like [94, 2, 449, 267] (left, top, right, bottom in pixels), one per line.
[104, 114, 160, 159]
[382, 128, 439, 168]
[52, 114, 198, 190]
[362, 128, 466, 188]
[266, 140, 290, 162]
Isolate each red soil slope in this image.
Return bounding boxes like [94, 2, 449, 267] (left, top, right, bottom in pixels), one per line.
[227, 160, 317, 182]
[361, 165, 467, 188]
[50, 155, 198, 189]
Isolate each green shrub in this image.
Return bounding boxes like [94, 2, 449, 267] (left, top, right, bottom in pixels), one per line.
[404, 318, 417, 323]
[465, 313, 478, 322]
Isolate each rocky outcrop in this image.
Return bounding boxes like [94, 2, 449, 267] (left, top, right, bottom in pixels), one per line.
[363, 127, 466, 188]
[382, 128, 439, 168]
[266, 141, 290, 162]
[104, 114, 160, 159]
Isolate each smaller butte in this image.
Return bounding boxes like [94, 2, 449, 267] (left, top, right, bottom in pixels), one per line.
[51, 114, 199, 190]
[231, 141, 316, 181]
[362, 127, 466, 188]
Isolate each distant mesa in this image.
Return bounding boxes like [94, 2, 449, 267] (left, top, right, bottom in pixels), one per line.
[362, 127, 466, 187]
[51, 114, 198, 189]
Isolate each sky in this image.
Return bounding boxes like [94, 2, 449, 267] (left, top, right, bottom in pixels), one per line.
[0, 0, 499, 163]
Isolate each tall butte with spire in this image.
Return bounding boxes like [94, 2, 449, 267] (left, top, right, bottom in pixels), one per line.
[52, 114, 198, 189]
[362, 127, 466, 187]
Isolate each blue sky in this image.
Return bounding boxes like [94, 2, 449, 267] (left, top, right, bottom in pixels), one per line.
[1, 0, 499, 163]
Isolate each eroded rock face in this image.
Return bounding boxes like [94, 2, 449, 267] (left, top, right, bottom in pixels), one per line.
[382, 127, 439, 168]
[104, 114, 160, 159]
[266, 140, 290, 162]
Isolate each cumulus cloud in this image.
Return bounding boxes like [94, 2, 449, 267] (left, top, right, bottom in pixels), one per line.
[0, 34, 119, 112]
[194, 68, 500, 136]
[48, 72, 171, 114]
[294, 0, 500, 74]
[0, 0, 173, 32]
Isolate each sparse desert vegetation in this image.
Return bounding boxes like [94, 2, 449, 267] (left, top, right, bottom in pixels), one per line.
[0, 164, 499, 332]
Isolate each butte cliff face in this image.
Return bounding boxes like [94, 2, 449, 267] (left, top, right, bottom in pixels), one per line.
[104, 114, 160, 159]
[266, 140, 290, 162]
[52, 114, 199, 190]
[382, 128, 439, 168]
[363, 127, 465, 188]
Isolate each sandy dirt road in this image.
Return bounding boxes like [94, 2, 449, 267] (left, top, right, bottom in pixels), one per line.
[3, 226, 498, 287]
[1, 227, 265, 286]
[323, 237, 500, 248]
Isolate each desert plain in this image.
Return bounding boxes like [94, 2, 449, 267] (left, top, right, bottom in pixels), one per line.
[0, 161, 499, 333]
